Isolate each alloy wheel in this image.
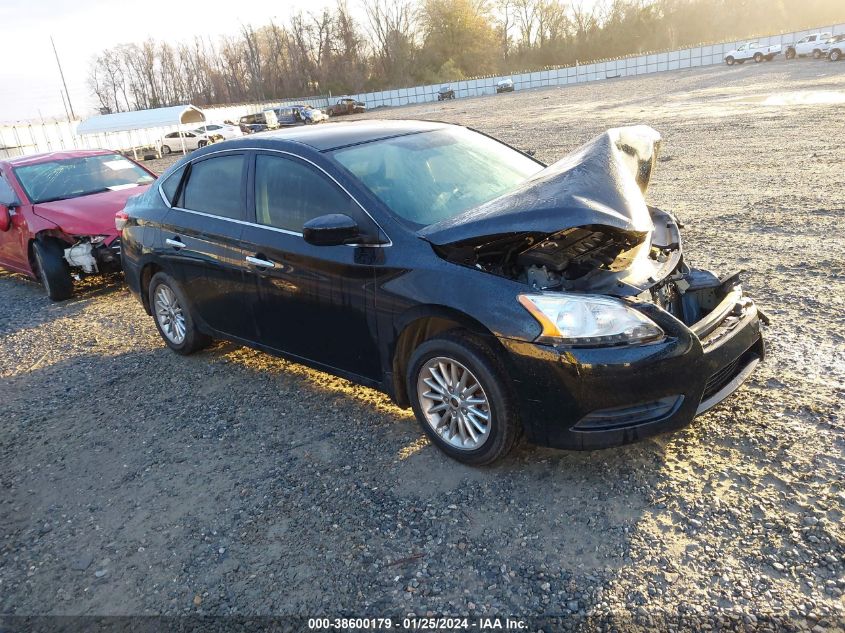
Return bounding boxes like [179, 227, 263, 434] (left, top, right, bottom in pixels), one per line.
[154, 284, 186, 344]
[417, 356, 492, 451]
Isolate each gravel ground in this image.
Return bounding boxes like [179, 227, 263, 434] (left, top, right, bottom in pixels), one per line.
[1, 60, 844, 630]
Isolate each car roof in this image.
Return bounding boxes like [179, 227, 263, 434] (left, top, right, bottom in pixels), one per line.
[226, 120, 452, 151]
[2, 149, 115, 168]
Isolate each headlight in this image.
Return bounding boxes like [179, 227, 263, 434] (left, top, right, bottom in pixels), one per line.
[518, 293, 664, 346]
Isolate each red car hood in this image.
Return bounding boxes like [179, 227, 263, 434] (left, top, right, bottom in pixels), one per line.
[32, 185, 150, 240]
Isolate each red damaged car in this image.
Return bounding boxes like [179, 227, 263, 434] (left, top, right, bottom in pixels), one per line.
[0, 150, 155, 300]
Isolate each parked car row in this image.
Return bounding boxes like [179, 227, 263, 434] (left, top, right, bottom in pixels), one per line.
[438, 79, 516, 100]
[0, 122, 767, 465]
[725, 33, 844, 65]
[237, 104, 331, 135]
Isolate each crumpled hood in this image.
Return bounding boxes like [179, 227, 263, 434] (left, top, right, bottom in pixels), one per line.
[418, 125, 661, 246]
[33, 185, 150, 237]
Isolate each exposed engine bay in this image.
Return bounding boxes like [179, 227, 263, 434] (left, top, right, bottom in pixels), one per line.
[63, 236, 121, 276]
[431, 208, 727, 328]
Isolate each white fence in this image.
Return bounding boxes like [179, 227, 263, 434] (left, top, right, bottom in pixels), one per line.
[2, 22, 843, 160]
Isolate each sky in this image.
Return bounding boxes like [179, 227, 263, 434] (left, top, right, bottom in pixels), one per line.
[0, 0, 343, 124]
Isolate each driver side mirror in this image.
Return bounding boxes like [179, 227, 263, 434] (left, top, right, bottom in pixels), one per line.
[303, 214, 360, 246]
[0, 205, 11, 232]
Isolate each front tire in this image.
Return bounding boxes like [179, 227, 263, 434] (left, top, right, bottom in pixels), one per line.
[753, 52, 763, 63]
[407, 331, 520, 465]
[149, 272, 210, 355]
[32, 238, 73, 301]
[161, 145, 172, 155]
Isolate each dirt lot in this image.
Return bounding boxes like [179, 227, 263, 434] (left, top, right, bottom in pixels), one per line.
[1, 60, 844, 630]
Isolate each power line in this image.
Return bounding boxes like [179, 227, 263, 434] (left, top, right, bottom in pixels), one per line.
[51, 35, 76, 119]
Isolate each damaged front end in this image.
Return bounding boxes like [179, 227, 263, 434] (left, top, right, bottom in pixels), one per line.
[420, 125, 763, 336]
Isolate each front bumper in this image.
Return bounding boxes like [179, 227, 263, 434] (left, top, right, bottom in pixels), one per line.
[500, 287, 765, 450]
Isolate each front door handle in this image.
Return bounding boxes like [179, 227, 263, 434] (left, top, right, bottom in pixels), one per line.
[246, 255, 276, 269]
[166, 238, 186, 249]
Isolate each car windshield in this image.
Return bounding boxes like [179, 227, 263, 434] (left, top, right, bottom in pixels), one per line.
[14, 154, 154, 204]
[331, 127, 543, 226]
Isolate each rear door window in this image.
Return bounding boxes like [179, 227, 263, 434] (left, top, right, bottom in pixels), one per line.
[179, 154, 246, 220]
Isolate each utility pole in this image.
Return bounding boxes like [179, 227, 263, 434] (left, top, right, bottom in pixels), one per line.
[50, 36, 76, 120]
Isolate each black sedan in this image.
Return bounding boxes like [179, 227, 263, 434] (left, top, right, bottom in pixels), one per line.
[120, 121, 766, 465]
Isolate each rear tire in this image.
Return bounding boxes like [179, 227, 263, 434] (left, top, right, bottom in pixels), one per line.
[407, 331, 521, 466]
[197, 140, 208, 148]
[32, 238, 73, 301]
[831, 49, 842, 62]
[725, 56, 735, 66]
[149, 272, 211, 355]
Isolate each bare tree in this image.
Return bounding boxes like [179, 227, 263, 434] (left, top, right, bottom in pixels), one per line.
[241, 25, 266, 101]
[86, 0, 845, 112]
[361, 0, 418, 84]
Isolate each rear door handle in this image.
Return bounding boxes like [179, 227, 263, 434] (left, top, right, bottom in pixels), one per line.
[166, 238, 186, 249]
[246, 255, 276, 269]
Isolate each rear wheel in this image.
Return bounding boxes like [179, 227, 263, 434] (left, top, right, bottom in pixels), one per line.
[197, 140, 208, 148]
[149, 272, 210, 355]
[32, 238, 73, 301]
[831, 49, 842, 61]
[753, 52, 763, 63]
[725, 56, 735, 66]
[407, 331, 521, 465]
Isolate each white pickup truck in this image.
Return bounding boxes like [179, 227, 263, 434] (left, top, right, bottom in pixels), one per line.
[724, 41, 782, 65]
[784, 32, 833, 59]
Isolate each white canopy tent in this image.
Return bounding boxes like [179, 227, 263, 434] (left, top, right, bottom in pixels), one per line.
[76, 105, 207, 156]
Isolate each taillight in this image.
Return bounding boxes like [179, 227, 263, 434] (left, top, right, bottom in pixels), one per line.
[115, 210, 129, 232]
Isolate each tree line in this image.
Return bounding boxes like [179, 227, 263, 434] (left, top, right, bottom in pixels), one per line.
[87, 0, 844, 113]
